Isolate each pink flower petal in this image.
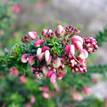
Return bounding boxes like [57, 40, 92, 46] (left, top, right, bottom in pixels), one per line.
[46, 70, 54, 78]
[79, 49, 88, 59]
[28, 55, 35, 65]
[30, 96, 36, 104]
[21, 54, 28, 63]
[39, 86, 49, 92]
[70, 45, 75, 55]
[50, 73, 56, 84]
[71, 35, 83, 50]
[9, 67, 19, 76]
[42, 29, 48, 36]
[55, 25, 65, 35]
[38, 53, 44, 61]
[41, 66, 48, 75]
[82, 87, 92, 95]
[34, 39, 44, 47]
[45, 50, 50, 62]
[36, 48, 42, 56]
[28, 31, 37, 40]
[74, 41, 83, 50]
[57, 71, 66, 79]
[53, 58, 62, 68]
[12, 4, 21, 14]
[71, 35, 83, 44]
[65, 44, 71, 54]
[20, 75, 27, 84]
[42, 46, 50, 52]
[42, 92, 50, 99]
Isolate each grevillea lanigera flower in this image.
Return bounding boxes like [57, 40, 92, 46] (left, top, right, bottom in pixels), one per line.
[20, 24, 98, 84]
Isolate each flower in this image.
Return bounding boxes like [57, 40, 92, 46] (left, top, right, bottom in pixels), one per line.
[45, 50, 51, 64]
[21, 54, 29, 63]
[20, 75, 27, 84]
[82, 87, 92, 95]
[71, 91, 83, 101]
[55, 25, 65, 36]
[46, 70, 56, 84]
[57, 70, 66, 80]
[42, 46, 50, 52]
[20, 24, 98, 85]
[42, 29, 54, 38]
[65, 25, 80, 35]
[28, 31, 37, 40]
[65, 44, 75, 56]
[30, 96, 36, 104]
[83, 37, 98, 53]
[12, 4, 21, 14]
[34, 39, 44, 47]
[42, 92, 50, 99]
[28, 55, 35, 65]
[53, 57, 62, 68]
[39, 86, 49, 92]
[79, 49, 88, 59]
[37, 48, 42, 56]
[9, 67, 19, 76]
[50, 73, 56, 84]
[71, 35, 83, 50]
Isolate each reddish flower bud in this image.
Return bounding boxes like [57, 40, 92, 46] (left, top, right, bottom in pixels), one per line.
[65, 25, 80, 35]
[42, 29, 54, 38]
[83, 37, 98, 53]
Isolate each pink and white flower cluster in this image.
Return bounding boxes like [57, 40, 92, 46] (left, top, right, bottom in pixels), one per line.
[21, 25, 98, 84]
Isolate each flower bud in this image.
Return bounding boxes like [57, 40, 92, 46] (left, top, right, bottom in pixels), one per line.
[83, 37, 98, 53]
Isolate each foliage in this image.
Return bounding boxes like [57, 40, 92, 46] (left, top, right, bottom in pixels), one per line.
[96, 27, 107, 46]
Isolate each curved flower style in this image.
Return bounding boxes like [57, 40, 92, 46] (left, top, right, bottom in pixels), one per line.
[21, 25, 98, 84]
